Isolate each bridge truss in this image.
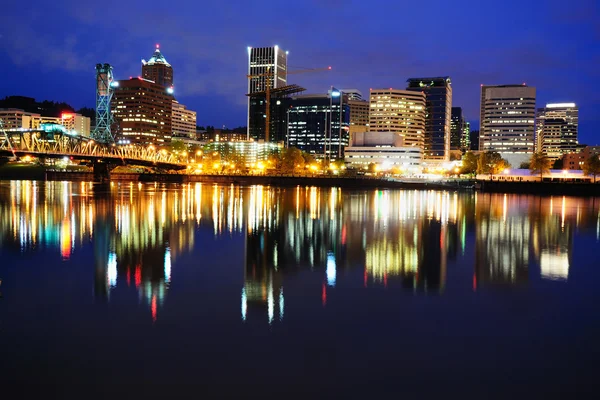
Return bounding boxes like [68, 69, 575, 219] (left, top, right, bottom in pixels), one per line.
[0, 126, 183, 168]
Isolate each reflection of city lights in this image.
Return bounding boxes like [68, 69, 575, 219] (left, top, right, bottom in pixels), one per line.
[540, 251, 569, 281]
[241, 288, 247, 321]
[327, 252, 336, 287]
[107, 252, 117, 287]
[279, 288, 284, 321]
[164, 247, 172, 283]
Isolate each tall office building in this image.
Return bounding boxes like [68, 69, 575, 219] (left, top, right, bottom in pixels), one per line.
[247, 46, 288, 141]
[142, 45, 173, 88]
[462, 121, 471, 151]
[0, 109, 41, 130]
[340, 89, 363, 101]
[369, 89, 426, 150]
[450, 107, 465, 151]
[286, 93, 349, 159]
[480, 84, 536, 166]
[406, 77, 452, 162]
[61, 113, 91, 136]
[171, 100, 197, 138]
[112, 77, 173, 145]
[536, 103, 578, 161]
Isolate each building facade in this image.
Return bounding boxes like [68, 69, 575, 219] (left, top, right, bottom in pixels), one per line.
[406, 77, 452, 161]
[247, 46, 288, 141]
[286, 93, 350, 159]
[0, 109, 41, 130]
[469, 130, 479, 151]
[204, 140, 282, 166]
[450, 107, 465, 151]
[142, 45, 173, 88]
[171, 100, 197, 138]
[536, 103, 578, 161]
[480, 84, 536, 166]
[462, 121, 471, 151]
[368, 89, 426, 150]
[344, 131, 422, 171]
[563, 146, 600, 170]
[112, 77, 173, 145]
[61, 113, 91, 136]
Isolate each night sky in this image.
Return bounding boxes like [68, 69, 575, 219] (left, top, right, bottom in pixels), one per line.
[1, 0, 598, 143]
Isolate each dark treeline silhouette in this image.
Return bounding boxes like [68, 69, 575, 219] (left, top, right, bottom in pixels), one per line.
[0, 96, 95, 124]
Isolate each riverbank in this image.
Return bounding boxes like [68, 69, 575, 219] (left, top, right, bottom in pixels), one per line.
[0, 165, 468, 191]
[478, 180, 600, 196]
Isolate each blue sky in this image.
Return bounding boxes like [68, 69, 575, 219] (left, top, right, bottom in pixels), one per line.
[1, 0, 598, 143]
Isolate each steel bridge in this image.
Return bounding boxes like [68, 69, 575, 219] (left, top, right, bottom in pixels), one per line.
[0, 126, 186, 180]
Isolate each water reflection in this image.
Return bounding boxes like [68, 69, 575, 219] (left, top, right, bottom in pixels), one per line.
[1, 181, 599, 323]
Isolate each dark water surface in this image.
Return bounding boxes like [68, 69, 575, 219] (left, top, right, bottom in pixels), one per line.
[1, 180, 599, 397]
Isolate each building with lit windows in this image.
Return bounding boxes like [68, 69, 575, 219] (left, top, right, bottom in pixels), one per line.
[0, 109, 41, 130]
[142, 45, 173, 89]
[406, 77, 453, 162]
[536, 103, 578, 161]
[480, 84, 536, 166]
[285, 93, 349, 159]
[204, 140, 282, 166]
[451, 107, 469, 151]
[563, 146, 600, 170]
[247, 46, 288, 141]
[171, 100, 197, 138]
[368, 89, 426, 150]
[112, 77, 173, 145]
[344, 131, 422, 171]
[60, 113, 91, 136]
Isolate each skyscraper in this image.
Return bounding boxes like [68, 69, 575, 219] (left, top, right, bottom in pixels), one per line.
[142, 45, 173, 88]
[112, 77, 173, 145]
[247, 46, 288, 141]
[450, 107, 465, 151]
[536, 103, 579, 161]
[368, 89, 426, 150]
[171, 100, 197, 139]
[286, 93, 349, 159]
[480, 84, 536, 166]
[406, 77, 452, 162]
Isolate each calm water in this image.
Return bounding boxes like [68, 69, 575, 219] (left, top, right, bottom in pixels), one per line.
[1, 180, 599, 397]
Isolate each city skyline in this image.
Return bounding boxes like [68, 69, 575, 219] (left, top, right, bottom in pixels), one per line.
[1, 0, 598, 144]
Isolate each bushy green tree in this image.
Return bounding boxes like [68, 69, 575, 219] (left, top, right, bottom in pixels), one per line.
[460, 151, 479, 176]
[477, 151, 510, 177]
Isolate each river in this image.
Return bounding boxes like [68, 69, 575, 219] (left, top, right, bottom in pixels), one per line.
[0, 180, 599, 397]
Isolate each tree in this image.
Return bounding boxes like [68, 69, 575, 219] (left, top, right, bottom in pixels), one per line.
[477, 151, 509, 177]
[582, 154, 600, 183]
[367, 163, 378, 174]
[281, 147, 305, 173]
[460, 151, 479, 176]
[553, 157, 564, 169]
[529, 152, 551, 181]
[519, 161, 530, 169]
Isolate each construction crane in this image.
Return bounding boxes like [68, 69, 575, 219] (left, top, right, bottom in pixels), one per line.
[247, 66, 332, 142]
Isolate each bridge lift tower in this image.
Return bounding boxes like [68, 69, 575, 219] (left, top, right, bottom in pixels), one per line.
[92, 63, 117, 143]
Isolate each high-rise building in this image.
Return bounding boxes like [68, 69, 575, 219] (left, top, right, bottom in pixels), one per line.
[61, 113, 91, 136]
[536, 103, 578, 161]
[112, 77, 173, 145]
[171, 100, 197, 138]
[340, 89, 363, 101]
[286, 93, 350, 159]
[406, 77, 452, 161]
[450, 107, 465, 151]
[368, 89, 426, 151]
[247, 46, 288, 141]
[480, 84, 536, 166]
[142, 45, 173, 88]
[462, 121, 471, 151]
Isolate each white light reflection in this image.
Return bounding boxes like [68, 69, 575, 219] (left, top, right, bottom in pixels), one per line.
[540, 251, 569, 281]
[107, 252, 117, 287]
[279, 288, 284, 321]
[164, 247, 172, 283]
[326, 252, 336, 287]
[241, 288, 247, 321]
